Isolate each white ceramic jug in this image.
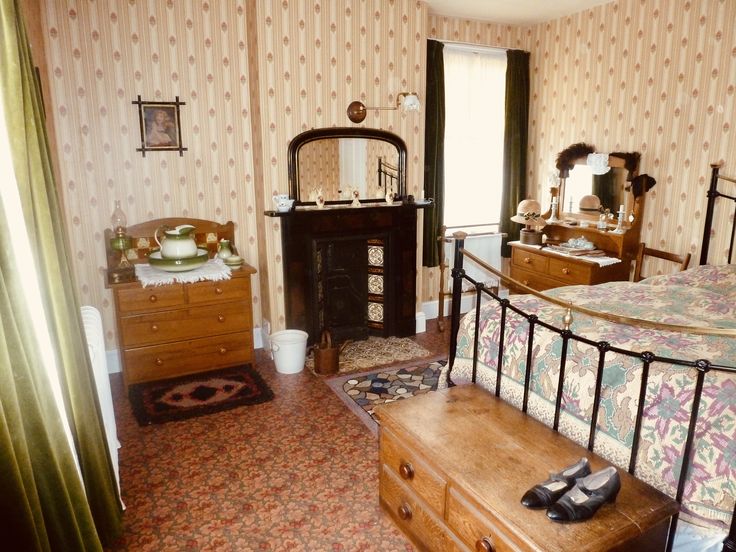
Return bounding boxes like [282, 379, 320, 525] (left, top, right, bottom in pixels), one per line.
[154, 224, 198, 259]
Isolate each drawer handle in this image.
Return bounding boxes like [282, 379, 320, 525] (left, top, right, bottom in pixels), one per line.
[150, 324, 159, 332]
[522, 280, 529, 286]
[155, 358, 164, 366]
[523, 257, 531, 264]
[397, 503, 412, 521]
[149, 294, 158, 303]
[399, 462, 415, 481]
[217, 314, 226, 323]
[218, 347, 227, 355]
[476, 536, 496, 552]
[215, 287, 224, 295]
[561, 267, 570, 275]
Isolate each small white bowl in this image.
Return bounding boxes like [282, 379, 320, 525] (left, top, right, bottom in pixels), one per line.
[224, 255, 244, 267]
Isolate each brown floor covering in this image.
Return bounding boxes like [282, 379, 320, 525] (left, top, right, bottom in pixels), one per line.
[108, 320, 450, 551]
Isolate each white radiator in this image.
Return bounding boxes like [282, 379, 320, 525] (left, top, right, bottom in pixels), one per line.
[81, 306, 121, 498]
[444, 231, 503, 289]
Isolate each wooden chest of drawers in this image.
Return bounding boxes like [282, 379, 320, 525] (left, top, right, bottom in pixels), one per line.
[374, 385, 678, 552]
[111, 265, 256, 388]
[510, 242, 630, 291]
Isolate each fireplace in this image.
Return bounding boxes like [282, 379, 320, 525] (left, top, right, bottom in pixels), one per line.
[276, 204, 423, 345]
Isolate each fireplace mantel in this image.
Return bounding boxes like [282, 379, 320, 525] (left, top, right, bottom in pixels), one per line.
[267, 202, 429, 344]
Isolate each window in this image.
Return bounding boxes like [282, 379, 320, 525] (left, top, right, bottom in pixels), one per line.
[442, 45, 507, 229]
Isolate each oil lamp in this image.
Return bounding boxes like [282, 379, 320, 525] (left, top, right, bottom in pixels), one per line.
[108, 200, 134, 282]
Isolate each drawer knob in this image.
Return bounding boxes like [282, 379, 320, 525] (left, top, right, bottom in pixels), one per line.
[215, 287, 223, 295]
[522, 280, 529, 286]
[476, 536, 496, 552]
[151, 324, 159, 332]
[149, 294, 158, 303]
[399, 462, 415, 481]
[218, 347, 227, 355]
[217, 314, 226, 323]
[155, 358, 164, 366]
[523, 257, 531, 264]
[562, 267, 570, 275]
[397, 503, 412, 521]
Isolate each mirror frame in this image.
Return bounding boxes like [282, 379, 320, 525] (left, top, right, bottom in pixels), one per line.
[554, 142, 641, 218]
[287, 127, 407, 205]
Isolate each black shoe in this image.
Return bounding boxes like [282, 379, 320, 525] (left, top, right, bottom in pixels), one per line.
[520, 457, 591, 509]
[546, 466, 621, 523]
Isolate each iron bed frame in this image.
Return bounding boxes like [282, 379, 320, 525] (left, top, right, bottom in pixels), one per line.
[446, 163, 736, 552]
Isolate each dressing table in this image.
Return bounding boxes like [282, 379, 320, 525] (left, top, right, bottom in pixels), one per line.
[510, 144, 645, 291]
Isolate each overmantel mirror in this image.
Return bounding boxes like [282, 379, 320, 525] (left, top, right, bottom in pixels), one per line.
[288, 127, 407, 205]
[554, 143, 641, 220]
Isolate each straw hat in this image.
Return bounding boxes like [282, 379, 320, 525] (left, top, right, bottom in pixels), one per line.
[511, 199, 546, 228]
[578, 194, 601, 213]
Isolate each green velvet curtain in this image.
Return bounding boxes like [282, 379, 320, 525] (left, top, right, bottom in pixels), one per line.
[499, 50, 530, 257]
[422, 39, 445, 267]
[0, 0, 122, 549]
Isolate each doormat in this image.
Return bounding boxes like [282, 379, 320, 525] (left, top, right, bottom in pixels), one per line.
[128, 364, 273, 425]
[306, 336, 434, 375]
[325, 360, 446, 434]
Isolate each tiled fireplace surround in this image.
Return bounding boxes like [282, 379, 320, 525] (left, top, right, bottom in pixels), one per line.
[277, 204, 423, 345]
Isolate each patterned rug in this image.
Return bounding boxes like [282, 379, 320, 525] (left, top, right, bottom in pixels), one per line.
[128, 364, 273, 425]
[306, 335, 433, 374]
[326, 360, 446, 434]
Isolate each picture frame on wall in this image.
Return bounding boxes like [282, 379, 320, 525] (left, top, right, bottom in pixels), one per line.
[132, 95, 188, 157]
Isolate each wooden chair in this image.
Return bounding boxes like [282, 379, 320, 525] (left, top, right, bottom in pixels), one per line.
[633, 242, 691, 282]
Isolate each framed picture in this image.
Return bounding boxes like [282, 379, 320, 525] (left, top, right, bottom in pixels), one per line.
[132, 95, 188, 157]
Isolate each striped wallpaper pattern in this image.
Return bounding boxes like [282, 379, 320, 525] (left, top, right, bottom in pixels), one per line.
[36, 0, 735, 349]
[430, 0, 736, 278]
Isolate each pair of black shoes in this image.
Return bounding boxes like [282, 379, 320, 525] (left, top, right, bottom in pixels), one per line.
[520, 457, 621, 522]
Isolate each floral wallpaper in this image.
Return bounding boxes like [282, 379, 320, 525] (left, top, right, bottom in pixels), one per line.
[425, 0, 736, 300]
[37, 0, 427, 351]
[249, 0, 428, 331]
[34, 0, 735, 353]
[39, 0, 261, 349]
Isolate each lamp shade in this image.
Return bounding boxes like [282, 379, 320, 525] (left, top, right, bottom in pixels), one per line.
[400, 93, 421, 111]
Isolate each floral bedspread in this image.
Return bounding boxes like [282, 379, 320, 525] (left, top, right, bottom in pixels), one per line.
[446, 264, 736, 527]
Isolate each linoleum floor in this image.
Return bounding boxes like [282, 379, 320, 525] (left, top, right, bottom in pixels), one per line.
[108, 321, 449, 551]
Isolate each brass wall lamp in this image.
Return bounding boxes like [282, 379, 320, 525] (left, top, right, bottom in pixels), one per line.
[346, 92, 420, 123]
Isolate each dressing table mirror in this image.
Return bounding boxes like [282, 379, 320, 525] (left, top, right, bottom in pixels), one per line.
[287, 127, 407, 205]
[554, 142, 641, 222]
